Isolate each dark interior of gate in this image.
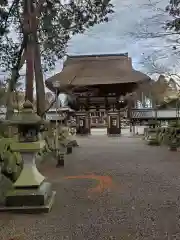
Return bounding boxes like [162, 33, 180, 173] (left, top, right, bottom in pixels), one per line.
[45, 53, 154, 135]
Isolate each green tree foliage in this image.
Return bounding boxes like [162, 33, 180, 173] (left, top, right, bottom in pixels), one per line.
[166, 0, 180, 31]
[0, 0, 114, 73]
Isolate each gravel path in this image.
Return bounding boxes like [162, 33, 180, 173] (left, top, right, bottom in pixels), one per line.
[1, 135, 180, 240]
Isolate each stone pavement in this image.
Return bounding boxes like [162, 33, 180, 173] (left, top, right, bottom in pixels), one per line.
[1, 134, 180, 239]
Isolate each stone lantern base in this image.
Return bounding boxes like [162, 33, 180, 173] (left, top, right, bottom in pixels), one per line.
[2, 182, 56, 213]
[0, 141, 56, 213]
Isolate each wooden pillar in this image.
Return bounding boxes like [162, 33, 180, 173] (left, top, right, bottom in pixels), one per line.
[132, 122, 136, 135]
[76, 107, 90, 136]
[128, 101, 132, 132]
[107, 96, 121, 136]
[118, 109, 121, 134]
[106, 96, 122, 136]
[76, 112, 86, 135]
[130, 123, 132, 132]
[87, 111, 91, 134]
[107, 112, 121, 136]
[87, 96, 91, 134]
[105, 96, 109, 135]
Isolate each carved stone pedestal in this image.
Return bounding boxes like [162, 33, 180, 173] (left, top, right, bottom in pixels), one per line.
[5, 182, 55, 213]
[0, 141, 55, 213]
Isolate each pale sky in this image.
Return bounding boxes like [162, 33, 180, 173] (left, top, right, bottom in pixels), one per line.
[70, 0, 179, 74]
[1, 0, 180, 88]
[47, 0, 179, 80]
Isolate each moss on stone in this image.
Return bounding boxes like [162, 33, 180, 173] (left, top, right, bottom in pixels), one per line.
[0, 174, 13, 204]
[0, 138, 23, 182]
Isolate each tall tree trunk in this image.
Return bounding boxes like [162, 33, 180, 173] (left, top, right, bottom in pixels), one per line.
[6, 41, 26, 119]
[24, 0, 34, 103]
[25, 43, 34, 103]
[34, 33, 45, 116]
[30, 0, 46, 116]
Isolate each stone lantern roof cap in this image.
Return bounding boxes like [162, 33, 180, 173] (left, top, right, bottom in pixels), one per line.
[6, 100, 43, 125]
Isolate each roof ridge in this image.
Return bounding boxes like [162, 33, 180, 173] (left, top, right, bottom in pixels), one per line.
[67, 53, 128, 59]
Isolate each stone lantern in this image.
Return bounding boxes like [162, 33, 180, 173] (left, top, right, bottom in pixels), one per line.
[1, 100, 55, 213]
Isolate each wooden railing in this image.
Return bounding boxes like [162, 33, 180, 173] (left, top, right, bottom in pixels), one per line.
[131, 108, 178, 119]
[0, 108, 179, 120]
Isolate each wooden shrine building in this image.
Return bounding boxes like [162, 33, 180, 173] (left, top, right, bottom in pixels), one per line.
[45, 53, 151, 135]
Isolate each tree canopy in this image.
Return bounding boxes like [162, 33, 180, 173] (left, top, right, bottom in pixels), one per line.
[0, 0, 114, 74]
[166, 0, 180, 32]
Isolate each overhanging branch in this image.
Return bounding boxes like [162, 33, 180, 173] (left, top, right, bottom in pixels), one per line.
[0, 0, 20, 34]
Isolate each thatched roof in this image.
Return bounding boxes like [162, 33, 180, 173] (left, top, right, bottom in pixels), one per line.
[45, 53, 150, 92]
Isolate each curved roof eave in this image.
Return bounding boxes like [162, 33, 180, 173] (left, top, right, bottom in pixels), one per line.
[45, 70, 150, 93]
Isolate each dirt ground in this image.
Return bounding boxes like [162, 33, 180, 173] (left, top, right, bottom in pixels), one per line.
[1, 133, 180, 240]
